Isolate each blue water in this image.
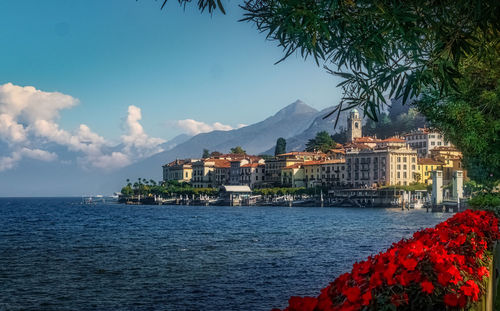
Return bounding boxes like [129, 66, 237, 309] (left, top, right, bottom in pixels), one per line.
[0, 198, 451, 311]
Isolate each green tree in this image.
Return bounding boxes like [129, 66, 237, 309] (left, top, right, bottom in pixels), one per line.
[274, 137, 286, 155]
[416, 47, 500, 190]
[230, 146, 246, 155]
[305, 131, 336, 153]
[202, 148, 210, 158]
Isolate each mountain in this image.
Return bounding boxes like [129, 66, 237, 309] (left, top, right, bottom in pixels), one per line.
[102, 100, 319, 192]
[161, 134, 192, 151]
[261, 107, 367, 154]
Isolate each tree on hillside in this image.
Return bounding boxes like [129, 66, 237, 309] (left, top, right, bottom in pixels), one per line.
[230, 146, 246, 155]
[364, 109, 426, 139]
[274, 137, 286, 155]
[210, 151, 222, 157]
[202, 148, 210, 158]
[305, 131, 336, 153]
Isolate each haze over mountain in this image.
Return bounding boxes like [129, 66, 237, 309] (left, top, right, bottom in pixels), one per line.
[0, 100, 322, 196]
[0, 98, 414, 197]
[105, 100, 319, 192]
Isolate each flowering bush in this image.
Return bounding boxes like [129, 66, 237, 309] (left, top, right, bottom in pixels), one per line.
[274, 210, 499, 311]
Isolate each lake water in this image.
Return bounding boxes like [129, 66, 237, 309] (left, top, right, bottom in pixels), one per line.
[0, 198, 451, 311]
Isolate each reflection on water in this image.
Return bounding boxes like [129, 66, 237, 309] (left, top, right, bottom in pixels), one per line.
[0, 198, 450, 311]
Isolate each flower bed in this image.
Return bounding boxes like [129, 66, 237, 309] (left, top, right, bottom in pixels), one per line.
[274, 210, 499, 311]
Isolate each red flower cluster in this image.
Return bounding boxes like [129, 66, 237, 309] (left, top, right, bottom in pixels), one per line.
[275, 210, 499, 311]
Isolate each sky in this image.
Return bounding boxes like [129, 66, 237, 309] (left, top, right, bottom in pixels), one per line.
[0, 0, 345, 177]
[0, 0, 343, 141]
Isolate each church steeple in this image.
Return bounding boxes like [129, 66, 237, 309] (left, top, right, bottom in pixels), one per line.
[347, 109, 362, 142]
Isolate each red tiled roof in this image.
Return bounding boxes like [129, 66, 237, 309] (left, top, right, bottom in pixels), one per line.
[321, 159, 346, 164]
[278, 151, 325, 156]
[418, 158, 443, 165]
[283, 164, 302, 169]
[328, 149, 346, 154]
[241, 163, 260, 168]
[302, 161, 323, 166]
[381, 137, 406, 143]
[353, 136, 381, 143]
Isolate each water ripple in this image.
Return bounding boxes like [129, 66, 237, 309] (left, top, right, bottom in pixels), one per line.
[0, 198, 450, 311]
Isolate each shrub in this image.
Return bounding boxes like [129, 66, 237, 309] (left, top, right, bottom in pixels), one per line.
[274, 210, 499, 311]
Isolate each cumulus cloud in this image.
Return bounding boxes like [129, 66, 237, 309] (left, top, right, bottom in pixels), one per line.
[121, 105, 165, 158]
[176, 119, 245, 135]
[0, 147, 57, 172]
[0, 83, 166, 172]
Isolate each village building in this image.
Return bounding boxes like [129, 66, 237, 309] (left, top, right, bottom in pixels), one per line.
[345, 145, 418, 187]
[417, 158, 444, 184]
[162, 159, 198, 183]
[320, 159, 347, 187]
[192, 158, 231, 188]
[302, 161, 323, 188]
[404, 128, 454, 157]
[239, 163, 266, 188]
[281, 163, 306, 188]
[347, 108, 363, 142]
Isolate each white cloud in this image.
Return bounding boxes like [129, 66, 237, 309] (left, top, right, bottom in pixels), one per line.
[0, 113, 27, 143]
[78, 151, 131, 171]
[0, 83, 166, 172]
[176, 119, 245, 135]
[0, 147, 57, 171]
[0, 82, 77, 123]
[121, 105, 165, 158]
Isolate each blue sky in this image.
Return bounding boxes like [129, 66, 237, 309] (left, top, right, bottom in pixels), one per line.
[0, 0, 342, 142]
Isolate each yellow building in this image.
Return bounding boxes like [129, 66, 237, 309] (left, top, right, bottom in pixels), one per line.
[162, 159, 196, 183]
[281, 163, 306, 188]
[417, 158, 444, 184]
[430, 147, 467, 183]
[303, 161, 323, 188]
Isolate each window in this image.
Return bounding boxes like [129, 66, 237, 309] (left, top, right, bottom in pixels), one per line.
[397, 164, 401, 170]
[412, 165, 415, 170]
[397, 172, 400, 178]
[431, 141, 435, 146]
[403, 157, 407, 162]
[412, 157, 416, 163]
[403, 165, 407, 170]
[397, 157, 401, 162]
[438, 141, 442, 146]
[403, 172, 407, 178]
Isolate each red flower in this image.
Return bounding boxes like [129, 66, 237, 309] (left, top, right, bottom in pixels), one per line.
[443, 293, 459, 307]
[420, 280, 434, 294]
[461, 280, 480, 301]
[361, 291, 372, 306]
[274, 210, 500, 311]
[401, 257, 418, 271]
[477, 266, 489, 278]
[342, 287, 361, 303]
[286, 296, 317, 311]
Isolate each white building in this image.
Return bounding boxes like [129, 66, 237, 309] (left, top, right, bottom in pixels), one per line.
[404, 128, 453, 157]
[345, 145, 418, 188]
[347, 109, 362, 142]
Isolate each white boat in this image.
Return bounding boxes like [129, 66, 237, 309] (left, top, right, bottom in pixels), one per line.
[410, 199, 423, 209]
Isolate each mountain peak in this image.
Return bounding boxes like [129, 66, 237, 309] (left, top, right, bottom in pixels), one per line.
[275, 100, 318, 117]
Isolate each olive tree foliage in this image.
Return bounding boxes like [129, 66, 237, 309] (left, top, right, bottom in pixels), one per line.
[157, 0, 499, 124]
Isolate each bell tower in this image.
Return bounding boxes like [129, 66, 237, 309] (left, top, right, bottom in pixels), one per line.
[347, 109, 362, 142]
